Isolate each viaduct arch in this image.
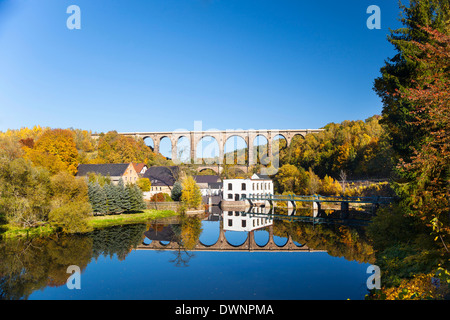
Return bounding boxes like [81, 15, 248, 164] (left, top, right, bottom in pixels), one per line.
[93, 129, 323, 167]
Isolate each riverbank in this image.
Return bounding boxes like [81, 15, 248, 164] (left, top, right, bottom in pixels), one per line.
[0, 209, 178, 239]
[88, 209, 178, 229]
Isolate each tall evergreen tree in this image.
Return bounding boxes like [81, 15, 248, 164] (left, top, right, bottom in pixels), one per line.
[88, 182, 108, 214]
[117, 178, 131, 213]
[104, 183, 121, 214]
[373, 0, 450, 162]
[171, 181, 183, 201]
[135, 184, 147, 211]
[127, 184, 146, 212]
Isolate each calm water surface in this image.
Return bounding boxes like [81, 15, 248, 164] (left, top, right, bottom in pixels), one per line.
[0, 208, 375, 300]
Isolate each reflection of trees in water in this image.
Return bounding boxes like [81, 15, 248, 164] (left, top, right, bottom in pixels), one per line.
[0, 235, 92, 300]
[169, 247, 195, 268]
[168, 216, 203, 267]
[89, 224, 147, 261]
[272, 220, 376, 264]
[0, 224, 148, 299]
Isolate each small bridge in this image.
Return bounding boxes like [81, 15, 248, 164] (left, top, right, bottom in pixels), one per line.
[242, 210, 371, 227]
[243, 194, 393, 213]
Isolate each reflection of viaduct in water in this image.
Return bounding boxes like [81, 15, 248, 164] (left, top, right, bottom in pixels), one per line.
[136, 225, 324, 253]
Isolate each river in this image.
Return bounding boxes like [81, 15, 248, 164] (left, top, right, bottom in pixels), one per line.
[0, 207, 375, 300]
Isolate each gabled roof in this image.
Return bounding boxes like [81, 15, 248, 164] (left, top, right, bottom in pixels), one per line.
[76, 163, 131, 177]
[132, 162, 147, 173]
[208, 182, 223, 189]
[193, 175, 221, 184]
[143, 166, 179, 187]
[251, 173, 271, 180]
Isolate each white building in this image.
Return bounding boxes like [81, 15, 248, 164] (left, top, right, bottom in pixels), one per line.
[222, 173, 274, 203]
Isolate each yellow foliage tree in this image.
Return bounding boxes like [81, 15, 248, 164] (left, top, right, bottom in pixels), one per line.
[321, 175, 342, 195]
[23, 129, 78, 175]
[181, 175, 202, 209]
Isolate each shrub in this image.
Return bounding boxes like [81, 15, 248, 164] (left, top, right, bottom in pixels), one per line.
[0, 158, 51, 228]
[150, 192, 166, 202]
[48, 201, 92, 234]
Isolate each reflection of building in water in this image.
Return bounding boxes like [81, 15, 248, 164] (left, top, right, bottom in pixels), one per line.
[223, 207, 273, 232]
[222, 173, 274, 203]
[144, 224, 179, 243]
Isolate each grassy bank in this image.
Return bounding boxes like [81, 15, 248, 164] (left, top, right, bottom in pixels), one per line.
[87, 209, 178, 229]
[0, 209, 178, 239]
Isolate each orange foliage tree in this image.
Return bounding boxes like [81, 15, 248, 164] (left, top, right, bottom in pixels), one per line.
[23, 129, 78, 175]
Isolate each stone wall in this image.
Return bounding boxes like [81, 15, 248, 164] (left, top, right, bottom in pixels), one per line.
[146, 201, 180, 211]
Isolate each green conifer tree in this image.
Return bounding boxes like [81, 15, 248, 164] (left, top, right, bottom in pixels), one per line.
[117, 178, 131, 213]
[105, 183, 121, 214]
[127, 184, 146, 211]
[88, 182, 108, 214]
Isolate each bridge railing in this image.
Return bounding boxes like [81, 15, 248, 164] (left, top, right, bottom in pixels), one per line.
[241, 194, 393, 204]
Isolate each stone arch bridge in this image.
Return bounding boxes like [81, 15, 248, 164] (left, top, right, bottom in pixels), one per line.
[93, 129, 323, 168]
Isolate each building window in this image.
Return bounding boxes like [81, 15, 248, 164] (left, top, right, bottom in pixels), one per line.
[242, 220, 246, 228]
[228, 183, 232, 190]
[241, 183, 246, 191]
[228, 194, 233, 199]
[228, 220, 232, 227]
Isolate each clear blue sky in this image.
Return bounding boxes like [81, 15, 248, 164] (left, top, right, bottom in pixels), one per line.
[0, 0, 403, 135]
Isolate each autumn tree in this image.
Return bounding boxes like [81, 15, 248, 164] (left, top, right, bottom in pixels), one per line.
[278, 116, 392, 179]
[95, 131, 171, 166]
[306, 168, 321, 195]
[0, 158, 51, 228]
[181, 175, 202, 209]
[136, 177, 151, 192]
[274, 164, 309, 194]
[23, 129, 79, 175]
[48, 201, 92, 234]
[373, 0, 450, 162]
[320, 175, 343, 196]
[393, 26, 450, 245]
[0, 135, 24, 161]
[48, 171, 92, 233]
